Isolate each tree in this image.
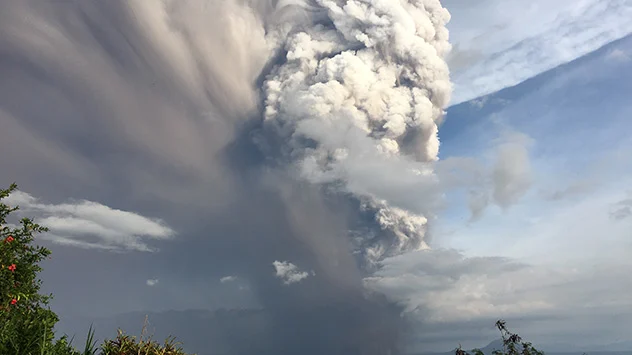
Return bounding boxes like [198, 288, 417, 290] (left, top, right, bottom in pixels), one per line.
[456, 320, 544, 355]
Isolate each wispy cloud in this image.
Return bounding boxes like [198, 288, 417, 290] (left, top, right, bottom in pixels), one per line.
[447, 0, 632, 104]
[5, 190, 175, 252]
[146, 279, 159, 287]
[609, 196, 632, 221]
[220, 275, 237, 283]
[437, 130, 534, 220]
[606, 48, 631, 62]
[540, 179, 597, 201]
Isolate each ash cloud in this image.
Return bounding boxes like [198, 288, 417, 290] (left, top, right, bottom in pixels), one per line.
[0, 0, 456, 354]
[259, 0, 452, 265]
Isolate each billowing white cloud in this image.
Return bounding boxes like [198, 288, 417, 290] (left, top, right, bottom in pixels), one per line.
[5, 190, 175, 252]
[146, 279, 159, 287]
[261, 0, 453, 265]
[272, 261, 310, 285]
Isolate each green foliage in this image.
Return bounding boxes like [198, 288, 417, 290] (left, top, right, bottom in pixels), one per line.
[456, 320, 545, 355]
[80, 325, 99, 355]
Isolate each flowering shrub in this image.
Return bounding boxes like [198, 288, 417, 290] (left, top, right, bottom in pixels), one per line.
[0, 185, 51, 313]
[0, 183, 72, 354]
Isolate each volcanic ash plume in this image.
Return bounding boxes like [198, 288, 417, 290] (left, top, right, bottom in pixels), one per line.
[262, 0, 452, 264]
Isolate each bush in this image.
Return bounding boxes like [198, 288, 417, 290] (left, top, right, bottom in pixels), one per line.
[100, 320, 190, 355]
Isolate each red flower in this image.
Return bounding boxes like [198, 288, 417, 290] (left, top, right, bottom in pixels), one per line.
[4, 236, 13, 243]
[8, 264, 16, 272]
[10, 299, 17, 305]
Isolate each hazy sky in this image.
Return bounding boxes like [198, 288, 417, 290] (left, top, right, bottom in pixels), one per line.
[0, 0, 631, 353]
